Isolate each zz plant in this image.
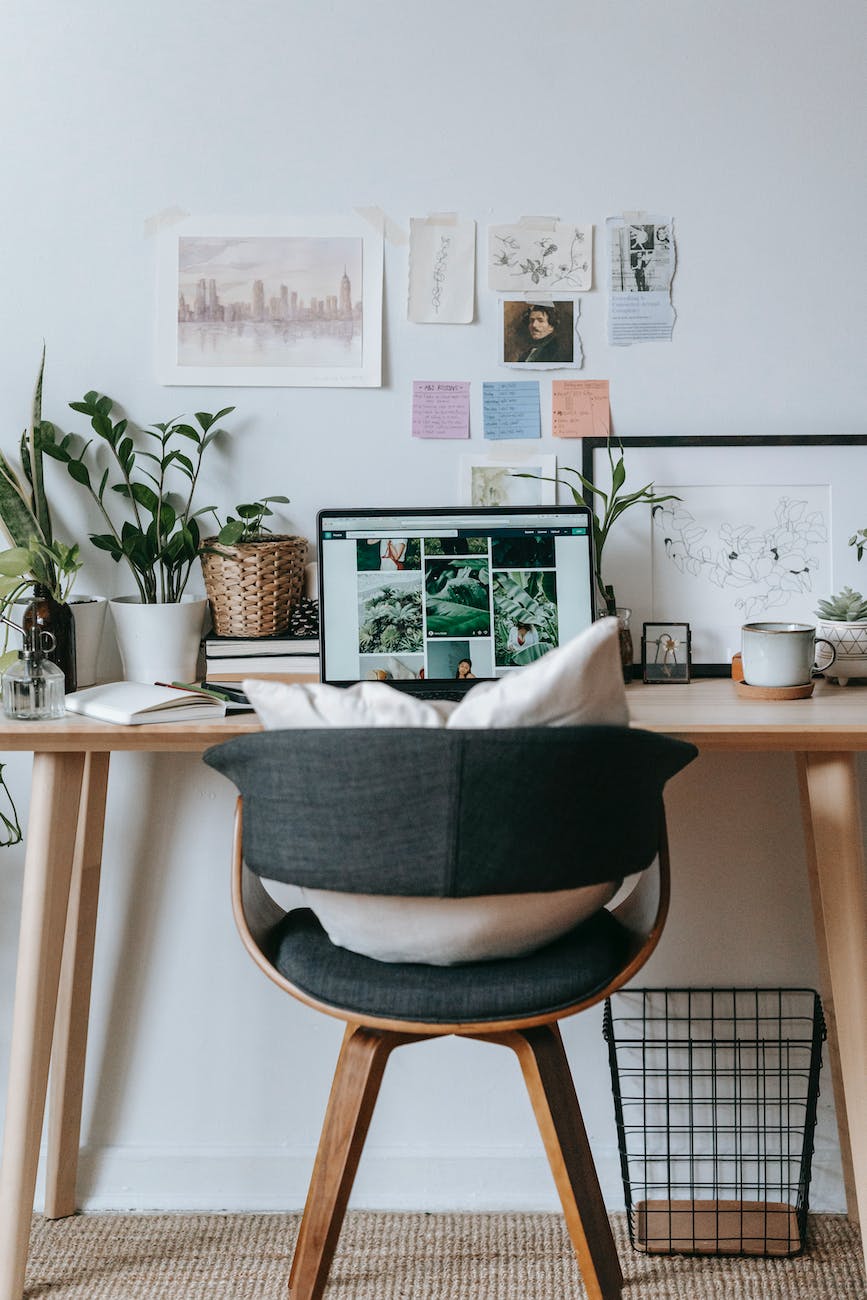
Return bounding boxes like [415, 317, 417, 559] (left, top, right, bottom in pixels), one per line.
[41, 395, 235, 603]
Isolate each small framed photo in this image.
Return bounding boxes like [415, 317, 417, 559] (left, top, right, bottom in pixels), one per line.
[642, 622, 691, 684]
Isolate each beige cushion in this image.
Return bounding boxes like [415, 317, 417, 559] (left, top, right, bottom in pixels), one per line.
[244, 618, 628, 965]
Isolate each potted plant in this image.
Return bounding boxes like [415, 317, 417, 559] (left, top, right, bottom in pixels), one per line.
[814, 587, 867, 685]
[518, 441, 678, 676]
[41, 393, 235, 683]
[0, 351, 84, 689]
[199, 495, 307, 638]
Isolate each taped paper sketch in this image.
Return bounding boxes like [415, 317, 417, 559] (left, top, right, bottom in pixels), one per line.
[408, 218, 475, 323]
[651, 487, 829, 623]
[607, 214, 676, 345]
[488, 222, 592, 292]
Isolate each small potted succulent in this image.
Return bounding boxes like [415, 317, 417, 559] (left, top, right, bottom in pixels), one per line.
[199, 495, 307, 638]
[814, 587, 867, 684]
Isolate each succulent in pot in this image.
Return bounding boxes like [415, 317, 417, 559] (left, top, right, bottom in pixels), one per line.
[814, 587, 867, 685]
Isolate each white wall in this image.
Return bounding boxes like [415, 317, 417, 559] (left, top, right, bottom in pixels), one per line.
[0, 0, 864, 1212]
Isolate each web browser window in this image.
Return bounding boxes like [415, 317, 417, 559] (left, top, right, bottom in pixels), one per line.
[318, 506, 594, 690]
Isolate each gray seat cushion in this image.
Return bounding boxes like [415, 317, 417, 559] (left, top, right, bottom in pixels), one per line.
[266, 906, 632, 1024]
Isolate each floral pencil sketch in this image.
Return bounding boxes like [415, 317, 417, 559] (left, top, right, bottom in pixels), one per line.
[488, 223, 592, 292]
[431, 235, 451, 315]
[652, 496, 828, 621]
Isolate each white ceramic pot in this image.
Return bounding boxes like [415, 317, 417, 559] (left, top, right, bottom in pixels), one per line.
[110, 595, 207, 684]
[69, 595, 107, 688]
[815, 618, 867, 684]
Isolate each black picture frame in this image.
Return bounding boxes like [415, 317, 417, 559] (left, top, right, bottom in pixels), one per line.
[642, 622, 691, 683]
[581, 435, 867, 676]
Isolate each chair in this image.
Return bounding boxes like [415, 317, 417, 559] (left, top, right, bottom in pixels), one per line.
[204, 725, 697, 1300]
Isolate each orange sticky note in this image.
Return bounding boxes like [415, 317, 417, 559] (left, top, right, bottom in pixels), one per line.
[552, 380, 610, 439]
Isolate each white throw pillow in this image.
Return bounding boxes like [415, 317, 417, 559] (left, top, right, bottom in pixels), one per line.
[244, 617, 628, 965]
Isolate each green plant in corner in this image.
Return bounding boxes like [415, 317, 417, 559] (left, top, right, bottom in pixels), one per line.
[40, 395, 235, 603]
[517, 440, 679, 615]
[0, 350, 82, 668]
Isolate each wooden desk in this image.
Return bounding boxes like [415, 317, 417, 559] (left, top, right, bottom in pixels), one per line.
[0, 686, 864, 1297]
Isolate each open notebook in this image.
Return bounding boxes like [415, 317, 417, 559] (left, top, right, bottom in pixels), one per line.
[66, 682, 227, 725]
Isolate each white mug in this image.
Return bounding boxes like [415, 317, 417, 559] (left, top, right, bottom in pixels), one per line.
[741, 622, 836, 688]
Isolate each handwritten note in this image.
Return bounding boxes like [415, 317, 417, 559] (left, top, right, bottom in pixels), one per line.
[412, 381, 471, 439]
[482, 382, 541, 440]
[551, 380, 610, 439]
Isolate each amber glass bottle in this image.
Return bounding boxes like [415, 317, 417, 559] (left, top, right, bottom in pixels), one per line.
[22, 584, 77, 693]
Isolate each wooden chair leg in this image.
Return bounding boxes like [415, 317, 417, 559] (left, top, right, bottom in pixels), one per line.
[480, 1024, 623, 1300]
[288, 1024, 426, 1300]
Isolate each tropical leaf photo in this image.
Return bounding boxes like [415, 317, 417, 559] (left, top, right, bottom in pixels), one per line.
[424, 558, 491, 637]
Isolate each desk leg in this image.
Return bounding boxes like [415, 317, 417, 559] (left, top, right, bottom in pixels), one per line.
[0, 752, 86, 1300]
[797, 752, 867, 1242]
[44, 752, 110, 1220]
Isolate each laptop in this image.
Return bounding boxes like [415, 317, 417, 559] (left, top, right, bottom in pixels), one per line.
[317, 505, 595, 699]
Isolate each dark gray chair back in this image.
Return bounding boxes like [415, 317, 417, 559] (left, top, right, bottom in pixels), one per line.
[205, 726, 697, 897]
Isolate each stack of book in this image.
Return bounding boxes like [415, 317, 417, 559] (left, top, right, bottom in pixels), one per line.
[203, 598, 320, 684]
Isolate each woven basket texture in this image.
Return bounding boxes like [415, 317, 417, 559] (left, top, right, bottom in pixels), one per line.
[201, 534, 307, 637]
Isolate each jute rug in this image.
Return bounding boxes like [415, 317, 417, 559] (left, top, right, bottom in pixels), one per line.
[26, 1211, 864, 1298]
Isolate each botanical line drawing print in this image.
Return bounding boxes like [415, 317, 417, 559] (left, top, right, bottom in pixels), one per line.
[652, 495, 828, 621]
[493, 230, 588, 288]
[488, 223, 592, 292]
[431, 235, 451, 315]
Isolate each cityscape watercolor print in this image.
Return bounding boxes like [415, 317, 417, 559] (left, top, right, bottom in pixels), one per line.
[157, 216, 383, 386]
[177, 236, 362, 367]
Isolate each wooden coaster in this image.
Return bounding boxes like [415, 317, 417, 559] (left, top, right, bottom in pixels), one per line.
[735, 680, 814, 700]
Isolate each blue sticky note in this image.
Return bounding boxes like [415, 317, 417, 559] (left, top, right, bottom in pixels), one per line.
[483, 381, 541, 440]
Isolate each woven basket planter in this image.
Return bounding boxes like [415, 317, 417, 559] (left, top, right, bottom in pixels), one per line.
[201, 534, 307, 638]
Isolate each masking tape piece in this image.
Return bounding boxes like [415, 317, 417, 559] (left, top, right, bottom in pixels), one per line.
[355, 206, 408, 245]
[425, 212, 458, 226]
[519, 215, 560, 228]
[144, 206, 190, 238]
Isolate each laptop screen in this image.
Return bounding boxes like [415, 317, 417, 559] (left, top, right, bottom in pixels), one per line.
[318, 506, 595, 691]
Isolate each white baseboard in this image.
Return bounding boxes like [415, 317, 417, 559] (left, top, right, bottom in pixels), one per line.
[35, 1139, 846, 1215]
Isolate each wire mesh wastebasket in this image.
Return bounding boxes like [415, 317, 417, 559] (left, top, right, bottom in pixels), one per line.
[603, 988, 825, 1258]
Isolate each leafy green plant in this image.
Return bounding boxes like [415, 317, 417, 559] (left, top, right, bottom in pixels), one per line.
[517, 442, 679, 615]
[848, 528, 867, 562]
[0, 350, 81, 605]
[815, 587, 867, 622]
[208, 495, 290, 547]
[41, 395, 235, 603]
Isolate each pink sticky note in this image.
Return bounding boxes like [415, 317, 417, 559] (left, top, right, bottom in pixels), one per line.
[412, 381, 471, 439]
[552, 380, 610, 439]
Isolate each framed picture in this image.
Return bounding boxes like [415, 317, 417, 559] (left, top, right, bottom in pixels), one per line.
[461, 454, 557, 507]
[156, 214, 383, 387]
[499, 298, 580, 369]
[642, 622, 691, 683]
[581, 435, 867, 674]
